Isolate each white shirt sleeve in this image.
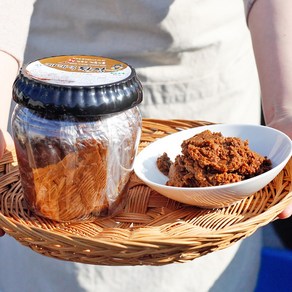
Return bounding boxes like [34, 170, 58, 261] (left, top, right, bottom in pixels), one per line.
[0, 0, 36, 64]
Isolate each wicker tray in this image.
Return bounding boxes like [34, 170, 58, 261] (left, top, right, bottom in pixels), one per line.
[0, 119, 291, 266]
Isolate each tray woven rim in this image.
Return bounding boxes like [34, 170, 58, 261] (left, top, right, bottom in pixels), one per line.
[0, 119, 291, 266]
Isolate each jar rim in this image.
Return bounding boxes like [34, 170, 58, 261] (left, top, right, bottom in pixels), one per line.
[13, 55, 143, 117]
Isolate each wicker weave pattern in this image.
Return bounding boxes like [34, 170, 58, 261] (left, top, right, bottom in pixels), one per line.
[0, 119, 291, 266]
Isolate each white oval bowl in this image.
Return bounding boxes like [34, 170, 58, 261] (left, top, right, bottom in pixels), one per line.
[134, 124, 292, 208]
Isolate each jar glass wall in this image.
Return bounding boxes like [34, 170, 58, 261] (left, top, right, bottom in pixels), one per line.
[12, 55, 143, 222]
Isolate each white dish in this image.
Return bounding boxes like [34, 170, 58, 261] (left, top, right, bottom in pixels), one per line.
[134, 124, 292, 208]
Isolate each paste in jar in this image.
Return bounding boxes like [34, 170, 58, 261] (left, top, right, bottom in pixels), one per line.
[12, 55, 143, 222]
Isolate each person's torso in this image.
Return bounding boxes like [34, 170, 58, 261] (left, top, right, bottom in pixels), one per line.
[24, 0, 260, 122]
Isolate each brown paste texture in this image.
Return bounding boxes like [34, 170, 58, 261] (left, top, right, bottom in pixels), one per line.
[157, 130, 272, 187]
[16, 138, 109, 222]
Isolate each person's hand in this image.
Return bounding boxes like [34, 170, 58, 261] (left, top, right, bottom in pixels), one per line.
[0, 129, 14, 237]
[266, 110, 292, 219]
[278, 205, 292, 220]
[0, 129, 7, 159]
[0, 129, 5, 236]
[0, 50, 21, 237]
[248, 0, 292, 219]
[266, 108, 292, 140]
[0, 129, 7, 236]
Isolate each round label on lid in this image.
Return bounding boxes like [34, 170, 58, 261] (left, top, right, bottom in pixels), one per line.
[25, 55, 132, 86]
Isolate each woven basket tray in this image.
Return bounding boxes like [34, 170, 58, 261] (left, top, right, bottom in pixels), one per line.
[0, 119, 291, 266]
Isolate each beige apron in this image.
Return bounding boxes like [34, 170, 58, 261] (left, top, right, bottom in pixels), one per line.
[0, 1, 261, 291]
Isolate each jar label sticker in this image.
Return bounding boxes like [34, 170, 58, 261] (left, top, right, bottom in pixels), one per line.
[25, 55, 132, 86]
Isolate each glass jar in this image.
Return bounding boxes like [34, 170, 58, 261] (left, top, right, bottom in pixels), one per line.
[12, 55, 143, 222]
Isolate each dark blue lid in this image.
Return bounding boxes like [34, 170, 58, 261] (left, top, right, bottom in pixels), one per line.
[13, 55, 143, 118]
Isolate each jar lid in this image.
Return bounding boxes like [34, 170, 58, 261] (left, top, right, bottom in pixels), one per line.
[13, 55, 143, 117]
